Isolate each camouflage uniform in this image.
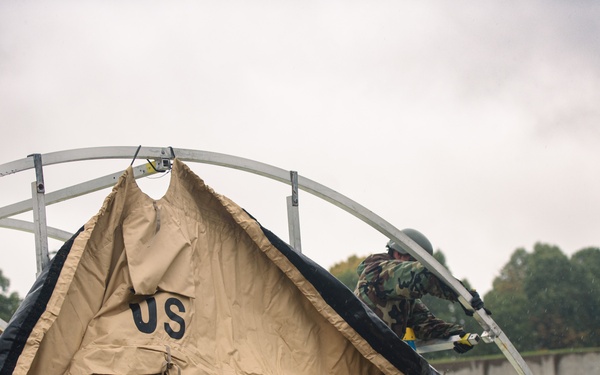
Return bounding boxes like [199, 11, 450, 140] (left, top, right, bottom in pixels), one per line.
[354, 253, 463, 340]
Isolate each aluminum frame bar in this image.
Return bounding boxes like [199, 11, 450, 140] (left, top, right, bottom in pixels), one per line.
[0, 218, 73, 242]
[0, 146, 532, 375]
[0, 163, 159, 220]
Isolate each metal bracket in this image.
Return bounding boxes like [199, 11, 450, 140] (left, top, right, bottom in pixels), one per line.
[153, 157, 172, 172]
[286, 171, 302, 252]
[290, 170, 298, 207]
[28, 154, 50, 276]
[152, 148, 174, 172]
[480, 330, 495, 344]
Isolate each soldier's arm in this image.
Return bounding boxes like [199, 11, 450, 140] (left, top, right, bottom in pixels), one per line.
[381, 260, 458, 301]
[409, 299, 464, 340]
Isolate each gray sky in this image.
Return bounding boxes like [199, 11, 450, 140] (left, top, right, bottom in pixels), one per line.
[1, 1, 599, 299]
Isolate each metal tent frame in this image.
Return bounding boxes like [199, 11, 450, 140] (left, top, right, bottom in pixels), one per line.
[0, 146, 532, 375]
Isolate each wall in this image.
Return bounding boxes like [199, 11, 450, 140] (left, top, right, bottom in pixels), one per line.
[431, 350, 600, 375]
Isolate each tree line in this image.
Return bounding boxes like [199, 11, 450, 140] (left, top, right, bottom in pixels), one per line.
[0, 269, 21, 323]
[1, 243, 598, 358]
[328, 243, 600, 358]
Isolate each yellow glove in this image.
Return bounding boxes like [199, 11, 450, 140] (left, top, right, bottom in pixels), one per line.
[453, 332, 479, 354]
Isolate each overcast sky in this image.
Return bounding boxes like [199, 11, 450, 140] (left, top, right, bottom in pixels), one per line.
[1, 1, 599, 300]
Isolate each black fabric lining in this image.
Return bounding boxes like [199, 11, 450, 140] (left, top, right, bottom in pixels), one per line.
[259, 225, 440, 375]
[0, 227, 83, 375]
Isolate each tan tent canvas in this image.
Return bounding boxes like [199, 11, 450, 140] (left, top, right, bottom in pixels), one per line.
[0, 159, 438, 375]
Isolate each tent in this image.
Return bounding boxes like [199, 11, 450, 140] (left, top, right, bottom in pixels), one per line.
[0, 159, 438, 375]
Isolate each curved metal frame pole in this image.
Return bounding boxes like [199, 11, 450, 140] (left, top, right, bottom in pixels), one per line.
[0, 218, 72, 242]
[0, 146, 532, 375]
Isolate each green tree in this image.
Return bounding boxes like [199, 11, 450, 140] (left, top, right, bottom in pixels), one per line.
[484, 248, 533, 352]
[524, 243, 577, 350]
[485, 243, 600, 352]
[569, 247, 600, 347]
[329, 254, 366, 290]
[0, 269, 21, 322]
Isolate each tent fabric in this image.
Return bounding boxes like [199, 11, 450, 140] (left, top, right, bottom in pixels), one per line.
[0, 159, 439, 375]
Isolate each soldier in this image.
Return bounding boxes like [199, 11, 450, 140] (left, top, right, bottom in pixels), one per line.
[354, 228, 488, 354]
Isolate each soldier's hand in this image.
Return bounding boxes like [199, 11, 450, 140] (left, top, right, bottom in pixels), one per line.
[460, 302, 474, 316]
[470, 290, 492, 315]
[470, 290, 484, 309]
[453, 332, 476, 354]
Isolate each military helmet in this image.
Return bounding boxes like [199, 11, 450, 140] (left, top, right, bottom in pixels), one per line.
[387, 228, 434, 256]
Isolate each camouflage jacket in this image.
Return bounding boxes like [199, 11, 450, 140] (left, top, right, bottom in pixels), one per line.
[354, 253, 463, 340]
